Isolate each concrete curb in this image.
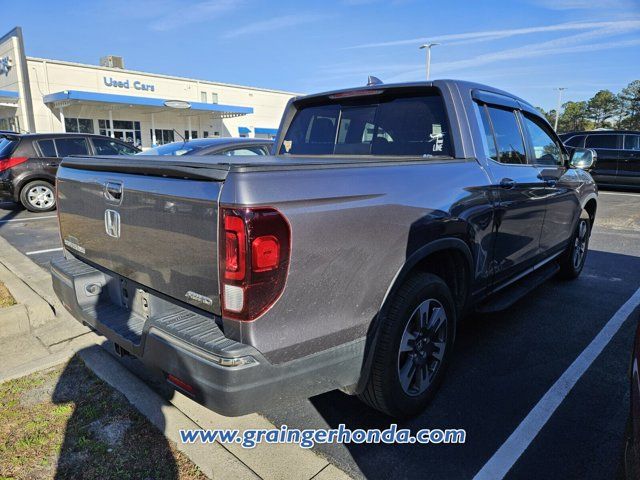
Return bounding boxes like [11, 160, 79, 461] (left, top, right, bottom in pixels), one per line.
[0, 235, 57, 329]
[0, 303, 29, 338]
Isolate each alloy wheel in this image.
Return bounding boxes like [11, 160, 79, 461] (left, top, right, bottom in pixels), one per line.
[397, 298, 447, 396]
[27, 185, 55, 210]
[572, 219, 588, 269]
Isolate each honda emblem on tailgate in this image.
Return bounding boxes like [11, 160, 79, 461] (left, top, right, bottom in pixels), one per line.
[104, 209, 121, 238]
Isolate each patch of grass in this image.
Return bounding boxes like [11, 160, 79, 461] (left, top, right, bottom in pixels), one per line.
[0, 282, 15, 308]
[0, 356, 207, 479]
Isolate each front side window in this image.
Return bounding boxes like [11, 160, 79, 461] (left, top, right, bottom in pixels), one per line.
[55, 137, 89, 156]
[624, 135, 640, 151]
[522, 114, 563, 166]
[37, 139, 56, 157]
[585, 134, 619, 149]
[93, 138, 138, 155]
[484, 106, 527, 165]
[279, 90, 451, 157]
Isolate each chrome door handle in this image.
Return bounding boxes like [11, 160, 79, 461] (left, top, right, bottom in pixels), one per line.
[500, 178, 516, 189]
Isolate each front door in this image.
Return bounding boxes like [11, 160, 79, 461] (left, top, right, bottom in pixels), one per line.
[619, 134, 640, 185]
[519, 111, 581, 253]
[477, 103, 548, 287]
[585, 133, 620, 185]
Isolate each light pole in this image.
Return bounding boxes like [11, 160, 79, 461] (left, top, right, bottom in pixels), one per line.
[554, 87, 566, 131]
[419, 43, 440, 81]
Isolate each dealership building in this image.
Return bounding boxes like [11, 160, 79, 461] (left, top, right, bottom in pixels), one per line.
[0, 27, 297, 148]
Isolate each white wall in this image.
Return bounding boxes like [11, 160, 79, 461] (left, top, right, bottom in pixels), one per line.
[26, 57, 297, 145]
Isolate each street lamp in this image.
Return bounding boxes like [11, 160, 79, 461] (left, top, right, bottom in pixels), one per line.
[419, 43, 440, 81]
[554, 87, 566, 131]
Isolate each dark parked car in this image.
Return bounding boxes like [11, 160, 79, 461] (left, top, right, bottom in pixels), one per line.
[138, 137, 273, 157]
[52, 80, 598, 418]
[560, 130, 640, 188]
[0, 132, 139, 212]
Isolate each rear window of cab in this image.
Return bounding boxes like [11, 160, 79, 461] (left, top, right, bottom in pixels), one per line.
[279, 89, 452, 157]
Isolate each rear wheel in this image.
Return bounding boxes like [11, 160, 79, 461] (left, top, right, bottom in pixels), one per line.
[19, 180, 56, 212]
[359, 273, 456, 418]
[558, 210, 590, 279]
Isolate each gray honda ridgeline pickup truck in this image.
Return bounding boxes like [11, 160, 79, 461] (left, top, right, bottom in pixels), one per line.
[51, 80, 598, 418]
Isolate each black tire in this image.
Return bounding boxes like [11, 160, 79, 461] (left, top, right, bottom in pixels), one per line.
[19, 180, 56, 212]
[558, 210, 590, 280]
[359, 272, 456, 418]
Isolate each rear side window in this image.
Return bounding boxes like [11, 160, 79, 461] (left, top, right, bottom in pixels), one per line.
[483, 105, 527, 165]
[564, 135, 585, 147]
[585, 134, 619, 149]
[37, 139, 57, 157]
[224, 147, 265, 156]
[0, 138, 17, 159]
[624, 135, 640, 151]
[55, 137, 89, 156]
[280, 90, 452, 157]
[92, 138, 138, 155]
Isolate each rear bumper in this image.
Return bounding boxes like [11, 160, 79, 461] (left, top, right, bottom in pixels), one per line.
[51, 256, 364, 416]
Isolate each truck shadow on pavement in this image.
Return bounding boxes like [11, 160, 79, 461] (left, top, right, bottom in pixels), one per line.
[290, 249, 640, 480]
[51, 344, 182, 480]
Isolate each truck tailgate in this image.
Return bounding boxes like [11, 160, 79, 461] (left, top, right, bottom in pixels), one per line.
[56, 156, 228, 315]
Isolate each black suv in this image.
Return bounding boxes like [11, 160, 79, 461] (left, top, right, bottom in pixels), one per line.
[560, 130, 640, 188]
[0, 133, 139, 212]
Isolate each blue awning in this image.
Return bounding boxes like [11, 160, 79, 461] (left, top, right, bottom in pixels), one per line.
[254, 127, 278, 136]
[43, 90, 253, 118]
[238, 127, 251, 134]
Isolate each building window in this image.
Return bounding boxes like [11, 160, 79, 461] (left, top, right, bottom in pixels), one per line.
[211, 93, 218, 104]
[151, 129, 175, 145]
[65, 118, 94, 134]
[99, 119, 142, 147]
[203, 131, 209, 138]
[201, 91, 207, 103]
[0, 116, 20, 132]
[184, 130, 198, 140]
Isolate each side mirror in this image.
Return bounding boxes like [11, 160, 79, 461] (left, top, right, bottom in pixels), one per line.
[570, 148, 596, 170]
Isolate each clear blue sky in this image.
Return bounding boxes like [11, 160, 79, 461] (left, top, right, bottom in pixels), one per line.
[5, 0, 640, 109]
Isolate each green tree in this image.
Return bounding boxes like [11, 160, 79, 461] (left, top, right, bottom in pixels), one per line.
[558, 101, 590, 133]
[586, 90, 619, 128]
[619, 80, 640, 130]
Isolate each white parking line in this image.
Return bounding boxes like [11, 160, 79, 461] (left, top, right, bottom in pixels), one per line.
[599, 191, 640, 197]
[26, 247, 63, 256]
[474, 286, 640, 480]
[0, 215, 57, 224]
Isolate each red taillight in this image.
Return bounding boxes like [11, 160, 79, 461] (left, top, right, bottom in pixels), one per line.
[224, 215, 246, 280]
[219, 207, 291, 321]
[0, 156, 28, 172]
[252, 235, 279, 272]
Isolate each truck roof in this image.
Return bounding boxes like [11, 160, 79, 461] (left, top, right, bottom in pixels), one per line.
[293, 79, 537, 112]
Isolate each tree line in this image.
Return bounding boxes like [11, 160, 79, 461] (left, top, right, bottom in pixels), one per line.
[537, 80, 640, 133]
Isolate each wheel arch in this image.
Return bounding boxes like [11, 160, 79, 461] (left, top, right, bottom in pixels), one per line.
[14, 174, 56, 202]
[379, 238, 474, 319]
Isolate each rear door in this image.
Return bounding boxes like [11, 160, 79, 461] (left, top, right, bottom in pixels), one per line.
[619, 134, 640, 185]
[585, 133, 620, 185]
[476, 102, 548, 286]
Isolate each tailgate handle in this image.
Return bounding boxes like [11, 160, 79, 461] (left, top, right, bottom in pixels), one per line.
[104, 181, 123, 203]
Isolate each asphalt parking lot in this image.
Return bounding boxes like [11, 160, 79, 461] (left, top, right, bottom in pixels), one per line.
[1, 190, 639, 479]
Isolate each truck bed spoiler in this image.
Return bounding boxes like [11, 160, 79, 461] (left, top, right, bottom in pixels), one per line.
[60, 155, 230, 181]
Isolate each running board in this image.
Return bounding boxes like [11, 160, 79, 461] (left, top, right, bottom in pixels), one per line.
[477, 261, 560, 313]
